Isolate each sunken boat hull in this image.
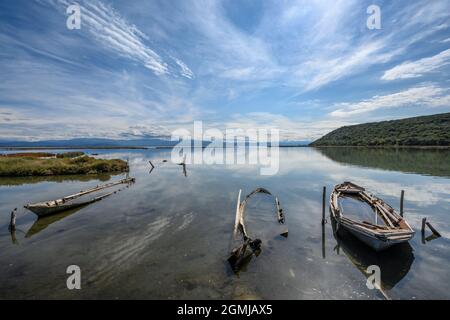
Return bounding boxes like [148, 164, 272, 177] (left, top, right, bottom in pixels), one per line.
[26, 201, 86, 217]
[330, 182, 415, 252]
[24, 177, 135, 217]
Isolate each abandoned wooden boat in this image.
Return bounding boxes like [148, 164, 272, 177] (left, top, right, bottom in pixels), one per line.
[330, 182, 414, 251]
[228, 188, 288, 272]
[24, 177, 135, 217]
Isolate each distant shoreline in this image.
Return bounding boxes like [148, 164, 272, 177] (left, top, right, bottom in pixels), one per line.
[0, 146, 149, 150]
[310, 145, 450, 149]
[1, 145, 449, 151]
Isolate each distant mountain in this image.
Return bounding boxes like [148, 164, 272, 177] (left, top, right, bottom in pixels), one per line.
[310, 113, 450, 147]
[0, 137, 312, 148]
[0, 138, 178, 148]
[279, 140, 311, 146]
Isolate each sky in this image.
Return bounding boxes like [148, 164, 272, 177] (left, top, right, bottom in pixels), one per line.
[0, 0, 450, 142]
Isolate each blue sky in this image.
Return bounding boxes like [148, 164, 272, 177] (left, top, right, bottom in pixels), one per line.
[0, 0, 450, 141]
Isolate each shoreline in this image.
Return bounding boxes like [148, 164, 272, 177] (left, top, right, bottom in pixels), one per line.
[310, 145, 450, 149]
[2, 145, 450, 150]
[0, 146, 149, 150]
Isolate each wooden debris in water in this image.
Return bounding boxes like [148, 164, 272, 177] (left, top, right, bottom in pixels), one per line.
[177, 154, 187, 177]
[426, 221, 441, 237]
[228, 187, 288, 272]
[421, 217, 442, 243]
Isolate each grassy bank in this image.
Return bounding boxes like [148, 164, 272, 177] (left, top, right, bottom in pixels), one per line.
[0, 152, 128, 177]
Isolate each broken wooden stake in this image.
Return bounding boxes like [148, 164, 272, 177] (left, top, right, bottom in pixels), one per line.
[149, 160, 155, 169]
[8, 209, 16, 232]
[421, 217, 441, 243]
[426, 221, 441, 237]
[321, 186, 326, 225]
[400, 190, 405, 217]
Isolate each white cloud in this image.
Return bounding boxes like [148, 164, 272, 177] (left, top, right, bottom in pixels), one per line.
[211, 112, 354, 141]
[268, 0, 450, 92]
[44, 0, 193, 78]
[330, 84, 450, 118]
[182, 0, 280, 82]
[173, 57, 194, 79]
[300, 40, 399, 91]
[382, 49, 450, 80]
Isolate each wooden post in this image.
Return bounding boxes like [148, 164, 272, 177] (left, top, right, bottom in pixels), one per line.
[400, 190, 405, 217]
[421, 217, 427, 234]
[321, 186, 326, 225]
[9, 210, 16, 232]
[321, 222, 326, 259]
[421, 217, 426, 244]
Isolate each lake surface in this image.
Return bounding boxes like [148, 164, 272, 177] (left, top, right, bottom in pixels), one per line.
[0, 147, 449, 299]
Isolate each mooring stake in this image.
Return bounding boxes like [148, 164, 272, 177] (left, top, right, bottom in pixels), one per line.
[321, 222, 326, 259]
[421, 217, 426, 244]
[421, 217, 427, 234]
[321, 186, 327, 225]
[400, 190, 405, 217]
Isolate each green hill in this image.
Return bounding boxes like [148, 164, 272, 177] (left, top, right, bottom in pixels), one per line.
[310, 113, 450, 147]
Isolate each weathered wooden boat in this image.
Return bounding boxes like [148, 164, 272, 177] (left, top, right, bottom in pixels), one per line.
[330, 182, 414, 251]
[228, 188, 288, 272]
[24, 177, 135, 217]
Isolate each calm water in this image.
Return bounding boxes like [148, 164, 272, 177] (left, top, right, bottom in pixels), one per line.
[0, 147, 449, 300]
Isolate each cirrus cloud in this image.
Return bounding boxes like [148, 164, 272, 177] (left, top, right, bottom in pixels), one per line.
[330, 84, 450, 118]
[382, 49, 450, 80]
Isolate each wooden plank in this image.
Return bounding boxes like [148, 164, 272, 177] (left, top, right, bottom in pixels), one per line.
[426, 221, 442, 237]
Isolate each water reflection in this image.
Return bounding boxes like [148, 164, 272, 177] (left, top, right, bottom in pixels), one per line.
[0, 147, 448, 299]
[331, 216, 414, 291]
[316, 147, 450, 178]
[25, 205, 87, 238]
[0, 173, 116, 186]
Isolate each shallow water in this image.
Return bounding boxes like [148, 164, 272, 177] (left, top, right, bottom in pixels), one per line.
[0, 147, 449, 299]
